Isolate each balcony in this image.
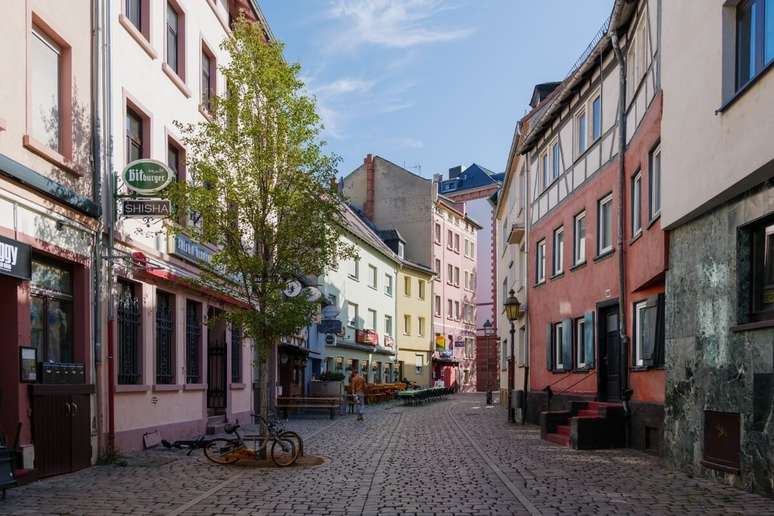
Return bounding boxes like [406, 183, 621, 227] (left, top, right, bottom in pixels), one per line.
[507, 221, 525, 245]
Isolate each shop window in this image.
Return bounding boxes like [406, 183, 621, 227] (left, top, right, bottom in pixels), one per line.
[231, 324, 242, 383]
[155, 290, 175, 384]
[185, 300, 202, 383]
[633, 295, 665, 367]
[335, 356, 343, 372]
[30, 259, 74, 365]
[117, 280, 141, 384]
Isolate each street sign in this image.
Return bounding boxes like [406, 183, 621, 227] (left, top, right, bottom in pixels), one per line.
[325, 334, 335, 345]
[122, 159, 175, 195]
[122, 199, 171, 218]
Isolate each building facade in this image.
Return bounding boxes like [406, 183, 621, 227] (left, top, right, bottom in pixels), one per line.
[661, 0, 774, 496]
[0, 0, 101, 478]
[521, 0, 666, 453]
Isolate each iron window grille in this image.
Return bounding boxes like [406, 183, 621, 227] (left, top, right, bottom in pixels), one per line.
[231, 325, 242, 383]
[186, 300, 201, 383]
[156, 292, 174, 384]
[117, 282, 141, 385]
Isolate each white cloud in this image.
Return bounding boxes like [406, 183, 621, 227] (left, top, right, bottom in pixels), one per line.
[392, 137, 424, 149]
[326, 0, 474, 52]
[313, 78, 374, 97]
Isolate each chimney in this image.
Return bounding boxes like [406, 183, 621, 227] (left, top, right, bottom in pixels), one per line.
[448, 165, 462, 179]
[364, 154, 375, 220]
[432, 173, 443, 183]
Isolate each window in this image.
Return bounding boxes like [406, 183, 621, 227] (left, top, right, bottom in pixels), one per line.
[201, 46, 215, 112]
[551, 141, 561, 180]
[465, 271, 470, 290]
[553, 227, 564, 275]
[126, 108, 144, 163]
[470, 243, 474, 259]
[348, 258, 359, 280]
[447, 264, 453, 283]
[649, 145, 661, 220]
[736, 0, 774, 90]
[126, 0, 142, 30]
[638, 23, 648, 80]
[434, 295, 441, 316]
[554, 322, 565, 371]
[384, 315, 393, 336]
[541, 152, 549, 190]
[231, 325, 242, 383]
[574, 212, 586, 265]
[418, 317, 425, 337]
[435, 223, 442, 243]
[454, 301, 460, 320]
[447, 230, 453, 249]
[434, 258, 441, 277]
[155, 291, 175, 385]
[418, 280, 425, 300]
[398, 242, 405, 258]
[536, 239, 546, 283]
[185, 300, 202, 383]
[575, 318, 586, 368]
[404, 276, 411, 296]
[165, 2, 183, 77]
[384, 274, 393, 296]
[30, 259, 73, 366]
[335, 356, 344, 372]
[367, 309, 377, 330]
[454, 266, 460, 286]
[115, 280, 140, 384]
[598, 194, 613, 255]
[347, 302, 358, 327]
[404, 315, 411, 335]
[750, 218, 774, 319]
[632, 172, 642, 235]
[454, 233, 460, 252]
[415, 354, 424, 375]
[633, 295, 665, 367]
[577, 111, 587, 155]
[591, 95, 602, 141]
[30, 27, 63, 153]
[368, 264, 377, 289]
[447, 299, 453, 318]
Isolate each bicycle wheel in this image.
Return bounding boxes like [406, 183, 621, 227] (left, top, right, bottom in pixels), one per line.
[270, 437, 298, 467]
[280, 431, 303, 457]
[203, 439, 242, 465]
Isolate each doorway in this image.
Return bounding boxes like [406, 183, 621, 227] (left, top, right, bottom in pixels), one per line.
[207, 308, 227, 416]
[597, 303, 623, 402]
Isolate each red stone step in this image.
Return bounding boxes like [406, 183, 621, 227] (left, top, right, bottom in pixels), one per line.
[587, 401, 622, 410]
[556, 424, 571, 436]
[543, 432, 571, 447]
[577, 409, 600, 417]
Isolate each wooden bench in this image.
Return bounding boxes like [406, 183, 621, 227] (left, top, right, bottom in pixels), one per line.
[276, 396, 340, 419]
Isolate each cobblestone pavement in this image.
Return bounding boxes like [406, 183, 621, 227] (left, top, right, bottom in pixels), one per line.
[1, 394, 772, 515]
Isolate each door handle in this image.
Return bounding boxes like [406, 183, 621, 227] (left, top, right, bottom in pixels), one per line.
[72, 401, 79, 416]
[65, 402, 71, 416]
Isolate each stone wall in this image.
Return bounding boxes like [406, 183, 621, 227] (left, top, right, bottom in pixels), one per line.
[664, 181, 774, 496]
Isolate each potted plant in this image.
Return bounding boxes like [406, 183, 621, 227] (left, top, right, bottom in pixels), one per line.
[310, 371, 345, 397]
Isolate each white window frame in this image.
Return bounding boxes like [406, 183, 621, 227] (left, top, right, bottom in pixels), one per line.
[384, 315, 393, 336]
[575, 318, 586, 369]
[415, 354, 423, 374]
[553, 226, 564, 276]
[574, 212, 586, 265]
[347, 302, 359, 328]
[384, 274, 393, 296]
[435, 223, 442, 244]
[348, 258, 359, 280]
[634, 301, 647, 366]
[367, 308, 377, 330]
[447, 264, 453, 284]
[591, 93, 602, 141]
[30, 27, 63, 153]
[403, 314, 411, 335]
[397, 242, 405, 258]
[576, 110, 587, 157]
[404, 276, 411, 297]
[434, 295, 441, 316]
[632, 171, 642, 236]
[536, 239, 546, 284]
[649, 144, 661, 220]
[541, 152, 549, 190]
[598, 194, 613, 255]
[368, 264, 377, 289]
[418, 317, 425, 337]
[551, 141, 561, 180]
[447, 299, 453, 319]
[554, 322, 564, 370]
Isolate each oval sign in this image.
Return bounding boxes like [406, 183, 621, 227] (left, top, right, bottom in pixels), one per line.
[122, 159, 175, 195]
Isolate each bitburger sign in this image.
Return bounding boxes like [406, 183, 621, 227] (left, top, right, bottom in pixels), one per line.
[0, 235, 31, 281]
[122, 159, 174, 195]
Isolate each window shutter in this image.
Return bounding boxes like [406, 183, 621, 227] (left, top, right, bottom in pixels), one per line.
[654, 293, 666, 367]
[562, 319, 573, 371]
[546, 324, 553, 371]
[584, 311, 595, 368]
[640, 296, 659, 366]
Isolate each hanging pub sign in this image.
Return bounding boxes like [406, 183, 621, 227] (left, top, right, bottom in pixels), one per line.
[435, 334, 446, 350]
[0, 235, 31, 280]
[122, 199, 171, 218]
[355, 329, 378, 346]
[122, 159, 175, 195]
[318, 319, 342, 335]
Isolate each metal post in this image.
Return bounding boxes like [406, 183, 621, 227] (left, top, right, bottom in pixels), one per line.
[508, 322, 515, 423]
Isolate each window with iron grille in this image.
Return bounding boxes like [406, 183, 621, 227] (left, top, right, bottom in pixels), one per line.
[186, 300, 201, 383]
[156, 291, 174, 384]
[231, 325, 242, 383]
[117, 281, 141, 385]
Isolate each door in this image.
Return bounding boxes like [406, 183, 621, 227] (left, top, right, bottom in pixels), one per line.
[32, 393, 71, 478]
[69, 394, 91, 472]
[207, 338, 227, 414]
[598, 304, 622, 402]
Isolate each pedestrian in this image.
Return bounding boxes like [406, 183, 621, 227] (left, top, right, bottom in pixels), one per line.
[351, 370, 366, 421]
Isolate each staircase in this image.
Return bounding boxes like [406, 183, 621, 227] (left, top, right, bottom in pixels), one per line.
[206, 415, 227, 435]
[541, 400, 626, 450]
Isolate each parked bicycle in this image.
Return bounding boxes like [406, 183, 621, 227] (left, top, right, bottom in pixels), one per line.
[203, 415, 301, 467]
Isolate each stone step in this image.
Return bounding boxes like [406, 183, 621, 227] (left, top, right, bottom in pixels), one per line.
[543, 432, 571, 447]
[556, 424, 571, 437]
[206, 415, 227, 435]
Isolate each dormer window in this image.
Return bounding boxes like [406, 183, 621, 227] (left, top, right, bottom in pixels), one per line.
[398, 242, 405, 259]
[442, 180, 458, 192]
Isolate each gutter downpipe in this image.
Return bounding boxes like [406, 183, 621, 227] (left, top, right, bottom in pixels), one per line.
[91, 0, 104, 457]
[610, 29, 631, 448]
[104, 0, 116, 453]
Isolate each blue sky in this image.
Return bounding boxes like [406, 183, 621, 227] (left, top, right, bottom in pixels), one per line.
[260, 1, 614, 179]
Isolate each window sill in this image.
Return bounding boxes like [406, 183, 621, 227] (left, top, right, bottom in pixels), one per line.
[22, 135, 81, 176]
[368, 285, 377, 291]
[630, 230, 643, 246]
[731, 319, 774, 333]
[551, 271, 564, 281]
[162, 63, 192, 98]
[348, 275, 359, 281]
[570, 260, 587, 272]
[153, 384, 181, 392]
[717, 59, 774, 114]
[572, 366, 594, 373]
[116, 384, 151, 393]
[230, 383, 246, 390]
[183, 383, 206, 391]
[593, 249, 615, 263]
[534, 280, 546, 288]
[119, 14, 157, 60]
[647, 214, 661, 230]
[198, 104, 214, 122]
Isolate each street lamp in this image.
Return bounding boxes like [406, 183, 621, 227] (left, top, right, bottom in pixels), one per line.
[503, 289, 521, 423]
[482, 319, 494, 405]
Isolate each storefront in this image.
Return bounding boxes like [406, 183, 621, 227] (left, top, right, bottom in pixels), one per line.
[432, 352, 460, 390]
[324, 330, 398, 385]
[278, 335, 308, 397]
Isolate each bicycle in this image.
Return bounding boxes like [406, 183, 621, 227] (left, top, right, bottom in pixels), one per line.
[203, 415, 301, 467]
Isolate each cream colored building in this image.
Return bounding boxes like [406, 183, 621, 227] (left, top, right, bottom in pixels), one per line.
[396, 262, 434, 387]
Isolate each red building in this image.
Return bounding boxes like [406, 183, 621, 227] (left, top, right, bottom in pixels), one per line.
[521, 0, 666, 453]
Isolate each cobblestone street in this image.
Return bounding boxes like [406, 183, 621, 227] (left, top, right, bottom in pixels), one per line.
[1, 395, 772, 516]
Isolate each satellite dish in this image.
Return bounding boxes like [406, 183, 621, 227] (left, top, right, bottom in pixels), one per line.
[283, 279, 303, 298]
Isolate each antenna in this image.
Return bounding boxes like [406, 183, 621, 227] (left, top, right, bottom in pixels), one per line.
[410, 163, 422, 174]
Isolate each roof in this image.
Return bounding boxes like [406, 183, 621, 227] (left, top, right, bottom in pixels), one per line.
[342, 204, 401, 265]
[436, 196, 483, 230]
[376, 229, 405, 244]
[437, 163, 503, 196]
[529, 82, 562, 108]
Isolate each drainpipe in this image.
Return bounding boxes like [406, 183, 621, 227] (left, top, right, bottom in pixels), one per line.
[610, 30, 631, 448]
[104, 0, 116, 453]
[90, 0, 103, 456]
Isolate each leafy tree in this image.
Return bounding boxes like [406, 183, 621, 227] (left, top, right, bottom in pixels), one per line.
[167, 15, 352, 429]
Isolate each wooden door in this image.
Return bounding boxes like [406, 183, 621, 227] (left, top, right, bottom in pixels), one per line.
[598, 305, 622, 402]
[69, 394, 91, 472]
[32, 393, 71, 478]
